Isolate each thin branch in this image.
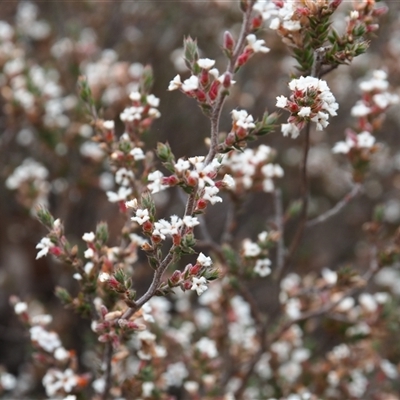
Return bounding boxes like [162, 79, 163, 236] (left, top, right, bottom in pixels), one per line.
[101, 342, 113, 400]
[306, 184, 362, 228]
[273, 188, 285, 279]
[281, 120, 311, 273]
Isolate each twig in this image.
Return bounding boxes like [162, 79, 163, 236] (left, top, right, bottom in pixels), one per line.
[273, 188, 285, 279]
[101, 342, 113, 400]
[281, 120, 311, 273]
[306, 184, 362, 228]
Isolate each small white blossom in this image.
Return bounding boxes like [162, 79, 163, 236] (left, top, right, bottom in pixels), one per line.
[131, 208, 150, 225]
[203, 186, 222, 205]
[84, 248, 94, 259]
[183, 215, 200, 227]
[98, 272, 110, 282]
[243, 239, 261, 257]
[82, 232, 95, 242]
[195, 337, 218, 358]
[276, 95, 288, 108]
[168, 74, 182, 91]
[298, 106, 311, 117]
[14, 302, 28, 314]
[197, 58, 215, 70]
[281, 123, 300, 139]
[254, 258, 272, 277]
[246, 34, 270, 53]
[191, 276, 208, 296]
[197, 252, 212, 267]
[102, 120, 114, 130]
[182, 75, 199, 92]
[36, 237, 55, 259]
[106, 187, 132, 203]
[130, 147, 145, 160]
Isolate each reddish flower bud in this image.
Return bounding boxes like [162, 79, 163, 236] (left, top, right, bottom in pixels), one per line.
[367, 24, 379, 32]
[118, 200, 127, 213]
[142, 220, 153, 233]
[236, 127, 247, 140]
[330, 0, 342, 9]
[189, 263, 201, 275]
[373, 6, 388, 16]
[196, 198, 207, 210]
[141, 242, 153, 252]
[170, 270, 182, 284]
[200, 70, 209, 86]
[236, 51, 250, 68]
[162, 175, 179, 186]
[172, 234, 181, 246]
[49, 246, 62, 257]
[196, 90, 207, 103]
[208, 80, 220, 101]
[224, 31, 235, 52]
[251, 15, 263, 31]
[222, 72, 232, 88]
[225, 131, 236, 147]
[186, 174, 198, 187]
[151, 234, 163, 244]
[108, 276, 120, 289]
[183, 281, 192, 291]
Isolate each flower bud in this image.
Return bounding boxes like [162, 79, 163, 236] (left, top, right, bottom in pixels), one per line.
[196, 198, 207, 210]
[189, 263, 201, 275]
[196, 90, 207, 103]
[142, 220, 153, 233]
[222, 72, 232, 88]
[170, 270, 182, 284]
[251, 15, 263, 31]
[224, 31, 235, 52]
[208, 81, 220, 101]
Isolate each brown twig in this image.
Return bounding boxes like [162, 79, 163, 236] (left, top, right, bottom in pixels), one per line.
[306, 184, 362, 228]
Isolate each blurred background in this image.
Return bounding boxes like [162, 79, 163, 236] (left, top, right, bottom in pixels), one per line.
[0, 0, 400, 385]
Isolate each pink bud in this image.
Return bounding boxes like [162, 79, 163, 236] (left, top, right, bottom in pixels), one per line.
[172, 234, 181, 246]
[183, 281, 192, 291]
[142, 220, 153, 233]
[367, 24, 379, 32]
[196, 90, 207, 103]
[49, 246, 62, 257]
[373, 6, 388, 16]
[200, 70, 209, 86]
[224, 31, 235, 52]
[189, 263, 201, 275]
[251, 15, 263, 31]
[222, 72, 232, 88]
[196, 198, 207, 210]
[170, 270, 182, 284]
[236, 51, 250, 68]
[208, 81, 220, 101]
[330, 0, 342, 9]
[225, 131, 236, 146]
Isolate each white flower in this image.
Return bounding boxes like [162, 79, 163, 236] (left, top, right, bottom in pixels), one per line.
[42, 368, 77, 397]
[54, 347, 69, 361]
[30, 326, 61, 353]
[82, 232, 95, 242]
[131, 208, 150, 225]
[130, 147, 145, 160]
[246, 34, 270, 53]
[351, 101, 371, 117]
[129, 91, 141, 101]
[191, 276, 208, 296]
[254, 258, 272, 277]
[276, 95, 288, 108]
[102, 120, 114, 130]
[115, 168, 134, 186]
[243, 239, 261, 257]
[98, 272, 110, 282]
[0, 372, 17, 391]
[36, 237, 55, 259]
[84, 248, 94, 259]
[357, 131, 375, 148]
[146, 94, 160, 107]
[203, 186, 222, 205]
[125, 198, 138, 209]
[298, 106, 311, 117]
[222, 174, 235, 189]
[197, 252, 212, 267]
[142, 381, 155, 397]
[168, 74, 182, 91]
[332, 141, 351, 154]
[182, 75, 199, 92]
[195, 337, 218, 358]
[174, 158, 190, 173]
[106, 187, 132, 202]
[281, 123, 300, 139]
[14, 302, 28, 314]
[147, 170, 168, 194]
[183, 215, 200, 227]
[322, 268, 337, 285]
[197, 58, 215, 70]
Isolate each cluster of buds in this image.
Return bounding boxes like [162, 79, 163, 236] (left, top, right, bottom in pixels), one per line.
[165, 252, 217, 296]
[333, 70, 398, 182]
[92, 304, 145, 348]
[276, 76, 338, 138]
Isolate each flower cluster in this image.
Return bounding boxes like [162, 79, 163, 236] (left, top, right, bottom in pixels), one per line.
[277, 76, 339, 138]
[220, 144, 283, 193]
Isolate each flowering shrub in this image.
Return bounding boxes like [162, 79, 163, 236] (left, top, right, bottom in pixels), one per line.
[1, 1, 400, 399]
